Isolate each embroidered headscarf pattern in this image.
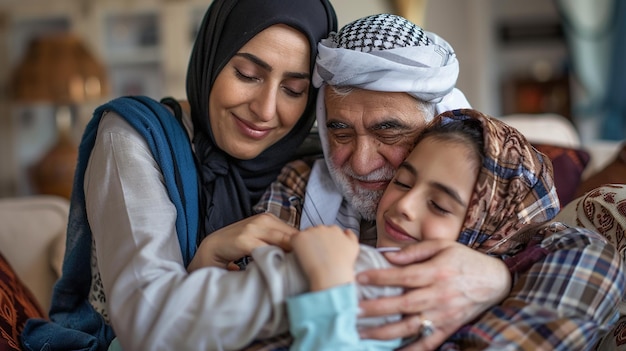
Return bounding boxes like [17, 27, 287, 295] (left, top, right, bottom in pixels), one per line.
[433, 109, 560, 256]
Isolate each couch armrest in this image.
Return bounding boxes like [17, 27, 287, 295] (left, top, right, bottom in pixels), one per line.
[0, 195, 69, 313]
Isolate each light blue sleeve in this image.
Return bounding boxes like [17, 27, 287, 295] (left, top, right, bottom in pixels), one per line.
[287, 283, 401, 351]
[108, 337, 122, 351]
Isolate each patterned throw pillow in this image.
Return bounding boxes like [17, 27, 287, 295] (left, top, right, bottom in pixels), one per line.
[555, 184, 626, 351]
[532, 143, 591, 207]
[0, 252, 45, 351]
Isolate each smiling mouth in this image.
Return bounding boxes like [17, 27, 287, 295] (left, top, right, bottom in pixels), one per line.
[234, 116, 272, 140]
[355, 179, 390, 191]
[383, 218, 415, 242]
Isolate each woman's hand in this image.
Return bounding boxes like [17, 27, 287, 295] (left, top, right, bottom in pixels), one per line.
[188, 213, 298, 272]
[356, 240, 511, 351]
[292, 225, 360, 291]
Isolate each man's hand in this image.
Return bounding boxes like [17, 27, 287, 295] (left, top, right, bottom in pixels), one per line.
[356, 240, 511, 350]
[188, 213, 297, 272]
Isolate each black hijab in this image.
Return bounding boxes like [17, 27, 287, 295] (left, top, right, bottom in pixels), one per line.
[186, 0, 337, 238]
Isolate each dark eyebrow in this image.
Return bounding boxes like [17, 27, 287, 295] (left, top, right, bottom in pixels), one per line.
[370, 120, 412, 131]
[234, 52, 310, 80]
[398, 161, 467, 207]
[326, 119, 411, 131]
[326, 120, 351, 130]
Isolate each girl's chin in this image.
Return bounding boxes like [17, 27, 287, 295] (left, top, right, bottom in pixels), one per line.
[377, 235, 405, 248]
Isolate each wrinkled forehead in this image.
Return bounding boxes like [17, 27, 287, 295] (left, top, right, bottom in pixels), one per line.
[323, 87, 428, 130]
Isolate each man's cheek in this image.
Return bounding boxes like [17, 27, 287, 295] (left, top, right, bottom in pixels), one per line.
[383, 145, 412, 169]
[328, 143, 351, 168]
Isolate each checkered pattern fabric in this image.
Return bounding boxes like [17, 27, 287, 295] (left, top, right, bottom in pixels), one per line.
[333, 13, 430, 52]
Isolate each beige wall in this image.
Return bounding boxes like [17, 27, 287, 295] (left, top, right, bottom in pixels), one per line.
[0, 0, 569, 197]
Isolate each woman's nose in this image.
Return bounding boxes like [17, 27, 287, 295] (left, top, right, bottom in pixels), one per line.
[250, 86, 278, 122]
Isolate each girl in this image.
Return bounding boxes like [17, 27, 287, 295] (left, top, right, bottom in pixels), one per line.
[288, 108, 560, 350]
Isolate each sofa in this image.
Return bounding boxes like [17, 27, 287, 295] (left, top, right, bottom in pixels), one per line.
[0, 195, 68, 350]
[0, 113, 624, 350]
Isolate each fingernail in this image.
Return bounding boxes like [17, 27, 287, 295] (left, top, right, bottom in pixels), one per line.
[356, 274, 369, 284]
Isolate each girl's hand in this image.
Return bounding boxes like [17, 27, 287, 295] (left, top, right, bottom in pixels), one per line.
[291, 225, 360, 291]
[188, 213, 298, 272]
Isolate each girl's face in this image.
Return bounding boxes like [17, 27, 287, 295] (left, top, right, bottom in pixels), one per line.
[376, 136, 479, 248]
[209, 24, 311, 159]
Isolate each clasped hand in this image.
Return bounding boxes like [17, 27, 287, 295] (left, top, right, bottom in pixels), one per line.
[189, 219, 512, 351]
[356, 240, 511, 351]
[188, 213, 298, 272]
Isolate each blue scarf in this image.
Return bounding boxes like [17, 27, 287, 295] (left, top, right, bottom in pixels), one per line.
[21, 96, 198, 351]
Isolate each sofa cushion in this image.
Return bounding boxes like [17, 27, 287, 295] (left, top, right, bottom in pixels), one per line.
[532, 143, 590, 207]
[0, 196, 69, 312]
[576, 143, 626, 198]
[0, 251, 46, 351]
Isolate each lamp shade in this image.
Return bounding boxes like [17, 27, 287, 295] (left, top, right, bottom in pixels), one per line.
[10, 33, 109, 199]
[10, 33, 109, 104]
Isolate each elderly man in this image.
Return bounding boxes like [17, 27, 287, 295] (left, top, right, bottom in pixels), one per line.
[257, 13, 622, 350]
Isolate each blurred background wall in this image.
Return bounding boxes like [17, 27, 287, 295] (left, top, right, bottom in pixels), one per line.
[0, 0, 623, 197]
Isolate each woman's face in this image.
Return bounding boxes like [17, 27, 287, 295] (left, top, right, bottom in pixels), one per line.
[376, 137, 479, 248]
[209, 24, 311, 160]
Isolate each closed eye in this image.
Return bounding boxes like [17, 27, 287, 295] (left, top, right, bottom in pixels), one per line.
[392, 178, 411, 189]
[429, 200, 451, 215]
[235, 68, 258, 82]
[281, 85, 305, 98]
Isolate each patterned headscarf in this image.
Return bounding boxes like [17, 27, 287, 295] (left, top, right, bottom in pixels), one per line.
[434, 109, 561, 255]
[556, 184, 626, 262]
[186, 0, 336, 236]
[312, 13, 471, 165]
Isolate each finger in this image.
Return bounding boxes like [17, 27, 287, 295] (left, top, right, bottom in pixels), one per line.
[275, 230, 295, 252]
[397, 329, 447, 351]
[359, 313, 423, 340]
[382, 240, 454, 265]
[357, 264, 433, 288]
[244, 227, 295, 250]
[226, 261, 240, 271]
[360, 314, 448, 351]
[359, 289, 432, 317]
[256, 213, 299, 233]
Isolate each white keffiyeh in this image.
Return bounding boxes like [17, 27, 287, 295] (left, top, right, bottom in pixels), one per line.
[312, 13, 464, 103]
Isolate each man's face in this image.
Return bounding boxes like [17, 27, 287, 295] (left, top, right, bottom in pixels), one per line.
[324, 88, 428, 220]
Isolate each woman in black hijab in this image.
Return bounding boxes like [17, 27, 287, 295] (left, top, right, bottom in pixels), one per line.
[21, 1, 337, 350]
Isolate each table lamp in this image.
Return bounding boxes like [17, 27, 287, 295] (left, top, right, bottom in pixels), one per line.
[10, 33, 109, 199]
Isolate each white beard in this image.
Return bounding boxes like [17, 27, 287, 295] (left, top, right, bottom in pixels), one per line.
[327, 161, 395, 221]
